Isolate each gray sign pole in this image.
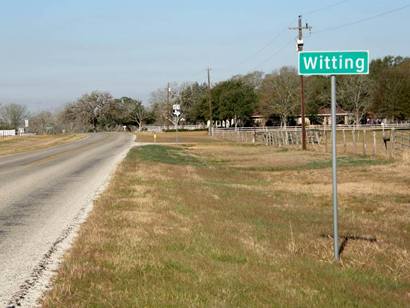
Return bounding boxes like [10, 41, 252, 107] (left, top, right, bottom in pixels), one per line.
[331, 75, 340, 261]
[175, 115, 179, 143]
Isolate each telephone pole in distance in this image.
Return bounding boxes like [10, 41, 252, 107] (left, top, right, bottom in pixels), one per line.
[290, 15, 311, 150]
[167, 82, 171, 105]
[207, 66, 213, 136]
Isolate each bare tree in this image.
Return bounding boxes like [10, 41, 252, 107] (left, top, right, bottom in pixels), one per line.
[29, 111, 56, 134]
[258, 67, 299, 127]
[130, 104, 146, 131]
[232, 71, 264, 90]
[339, 75, 372, 125]
[61, 91, 114, 132]
[0, 103, 28, 129]
[149, 84, 179, 126]
[119, 97, 147, 130]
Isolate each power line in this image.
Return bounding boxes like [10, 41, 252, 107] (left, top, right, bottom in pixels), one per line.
[303, 0, 350, 16]
[231, 1, 349, 65]
[313, 3, 410, 34]
[207, 66, 213, 136]
[188, 1, 407, 81]
[234, 28, 288, 68]
[220, 0, 350, 75]
[251, 39, 293, 71]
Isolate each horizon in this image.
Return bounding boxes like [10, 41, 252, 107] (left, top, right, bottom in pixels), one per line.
[0, 0, 409, 112]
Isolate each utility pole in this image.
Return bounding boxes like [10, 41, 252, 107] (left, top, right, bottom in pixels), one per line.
[207, 66, 213, 136]
[167, 82, 172, 133]
[167, 82, 171, 105]
[290, 15, 311, 150]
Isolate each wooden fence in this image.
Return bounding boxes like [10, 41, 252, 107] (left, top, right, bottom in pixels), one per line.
[213, 126, 410, 159]
[0, 130, 16, 137]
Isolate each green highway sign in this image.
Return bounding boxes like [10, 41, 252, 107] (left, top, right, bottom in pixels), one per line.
[298, 50, 369, 76]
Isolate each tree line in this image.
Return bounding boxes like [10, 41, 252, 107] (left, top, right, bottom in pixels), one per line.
[1, 55, 409, 133]
[0, 94, 150, 133]
[149, 55, 409, 128]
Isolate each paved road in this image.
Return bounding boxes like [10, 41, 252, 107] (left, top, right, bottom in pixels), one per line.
[0, 133, 134, 307]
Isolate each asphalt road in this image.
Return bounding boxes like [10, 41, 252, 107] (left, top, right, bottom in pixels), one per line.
[0, 133, 134, 307]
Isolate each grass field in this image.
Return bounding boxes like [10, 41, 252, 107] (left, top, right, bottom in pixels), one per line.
[136, 130, 220, 144]
[42, 131, 410, 307]
[0, 134, 86, 156]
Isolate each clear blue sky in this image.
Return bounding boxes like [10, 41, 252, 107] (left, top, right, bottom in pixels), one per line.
[0, 0, 409, 111]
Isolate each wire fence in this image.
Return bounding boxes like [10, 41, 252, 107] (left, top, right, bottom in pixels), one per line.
[394, 130, 410, 148]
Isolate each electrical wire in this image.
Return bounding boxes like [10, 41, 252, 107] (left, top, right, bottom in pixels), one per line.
[187, 1, 408, 81]
[303, 0, 350, 16]
[313, 3, 410, 34]
[233, 28, 289, 68]
[251, 39, 294, 71]
[217, 0, 351, 76]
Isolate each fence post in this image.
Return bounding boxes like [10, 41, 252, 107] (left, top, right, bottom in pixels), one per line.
[342, 129, 347, 153]
[363, 129, 367, 156]
[278, 131, 282, 146]
[315, 131, 320, 146]
[372, 131, 377, 158]
[324, 130, 328, 153]
[389, 128, 395, 159]
[352, 129, 357, 154]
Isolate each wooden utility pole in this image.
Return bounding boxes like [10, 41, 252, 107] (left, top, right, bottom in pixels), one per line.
[207, 67, 213, 136]
[167, 82, 171, 105]
[167, 82, 171, 131]
[290, 15, 311, 150]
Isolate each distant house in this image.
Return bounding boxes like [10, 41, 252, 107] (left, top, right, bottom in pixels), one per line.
[251, 113, 266, 126]
[316, 106, 353, 125]
[251, 108, 353, 127]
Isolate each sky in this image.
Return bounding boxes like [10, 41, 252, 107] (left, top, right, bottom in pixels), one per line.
[0, 0, 409, 111]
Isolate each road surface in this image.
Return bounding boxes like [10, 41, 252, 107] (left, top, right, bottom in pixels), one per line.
[0, 133, 134, 307]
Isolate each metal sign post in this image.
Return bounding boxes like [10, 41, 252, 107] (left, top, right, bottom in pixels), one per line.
[331, 75, 339, 261]
[174, 115, 178, 143]
[298, 50, 369, 262]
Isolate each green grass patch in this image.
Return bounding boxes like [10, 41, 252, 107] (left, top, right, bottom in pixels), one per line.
[240, 155, 390, 173]
[306, 156, 390, 169]
[131, 144, 204, 166]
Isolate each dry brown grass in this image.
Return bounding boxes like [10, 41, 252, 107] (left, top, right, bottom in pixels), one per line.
[136, 130, 222, 144]
[0, 134, 86, 156]
[42, 132, 410, 307]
